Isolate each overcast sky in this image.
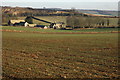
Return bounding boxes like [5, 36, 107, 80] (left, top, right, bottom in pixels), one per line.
[1, 0, 119, 10]
[2, 0, 120, 2]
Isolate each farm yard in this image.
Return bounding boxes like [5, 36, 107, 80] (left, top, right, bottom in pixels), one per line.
[2, 26, 119, 79]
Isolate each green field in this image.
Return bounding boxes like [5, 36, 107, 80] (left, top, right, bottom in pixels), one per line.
[17, 16, 67, 26]
[2, 26, 119, 33]
[2, 27, 119, 79]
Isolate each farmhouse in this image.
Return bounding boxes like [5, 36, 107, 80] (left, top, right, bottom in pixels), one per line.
[8, 20, 26, 26]
[53, 22, 65, 29]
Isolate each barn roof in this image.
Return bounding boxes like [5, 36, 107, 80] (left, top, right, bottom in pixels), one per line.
[10, 20, 25, 24]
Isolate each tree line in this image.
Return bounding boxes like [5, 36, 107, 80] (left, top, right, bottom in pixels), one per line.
[66, 16, 119, 28]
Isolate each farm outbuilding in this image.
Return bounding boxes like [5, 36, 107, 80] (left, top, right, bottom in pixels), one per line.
[53, 22, 65, 29]
[8, 20, 26, 26]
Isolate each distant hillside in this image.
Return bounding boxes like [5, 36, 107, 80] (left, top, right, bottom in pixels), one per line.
[78, 9, 118, 17]
[2, 6, 118, 17]
[2, 6, 56, 16]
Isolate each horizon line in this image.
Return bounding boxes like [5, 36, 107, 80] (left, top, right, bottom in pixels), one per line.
[2, 6, 118, 11]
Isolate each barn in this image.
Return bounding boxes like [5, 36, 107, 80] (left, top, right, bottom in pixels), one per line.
[8, 20, 25, 26]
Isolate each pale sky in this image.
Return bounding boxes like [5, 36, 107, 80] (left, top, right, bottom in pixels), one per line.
[1, 0, 119, 10]
[2, 0, 120, 2]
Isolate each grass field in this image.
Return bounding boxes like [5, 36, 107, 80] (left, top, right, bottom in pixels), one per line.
[2, 27, 119, 79]
[17, 16, 67, 26]
[2, 26, 119, 33]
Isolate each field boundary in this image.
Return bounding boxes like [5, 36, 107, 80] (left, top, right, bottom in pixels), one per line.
[1, 29, 120, 34]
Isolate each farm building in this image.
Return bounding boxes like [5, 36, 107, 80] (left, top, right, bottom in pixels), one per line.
[24, 22, 37, 27]
[8, 20, 37, 27]
[8, 20, 26, 26]
[53, 22, 65, 29]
